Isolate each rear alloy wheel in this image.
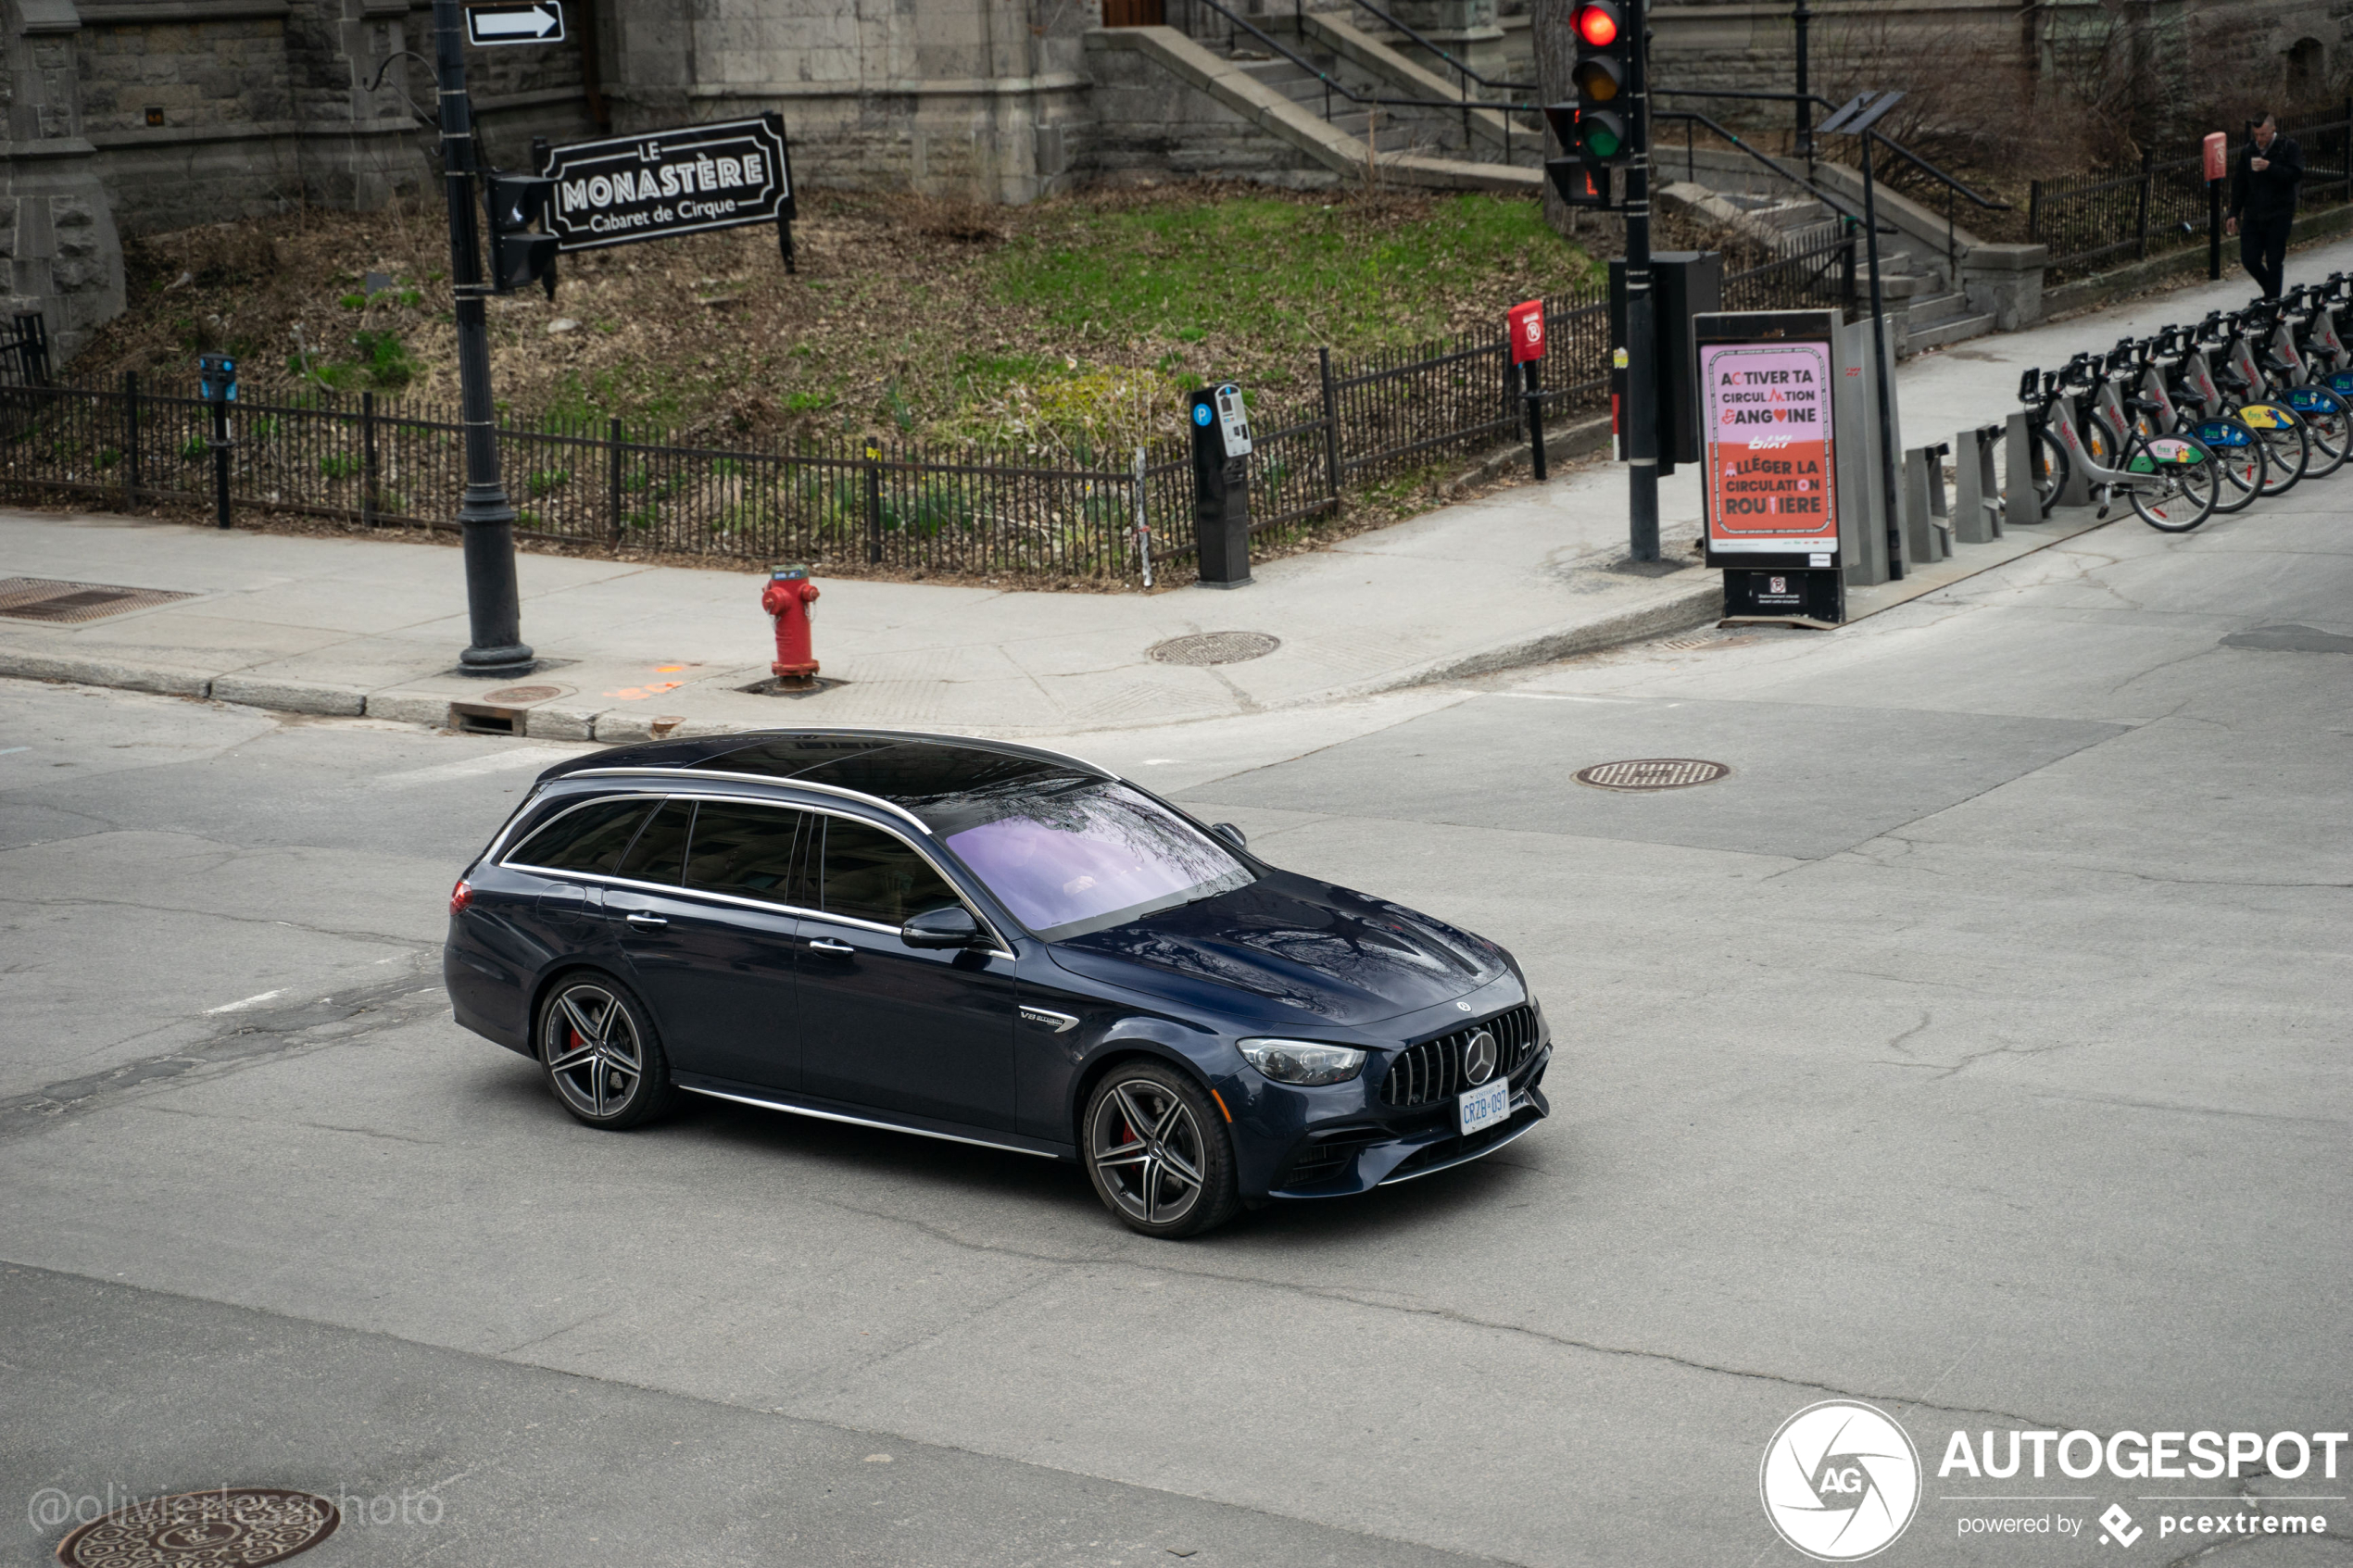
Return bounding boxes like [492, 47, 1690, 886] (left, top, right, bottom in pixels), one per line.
[537, 975, 676, 1130]
[1084, 1062, 1239, 1238]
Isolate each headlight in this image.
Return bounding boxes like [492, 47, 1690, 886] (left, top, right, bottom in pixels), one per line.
[1238, 1037, 1366, 1086]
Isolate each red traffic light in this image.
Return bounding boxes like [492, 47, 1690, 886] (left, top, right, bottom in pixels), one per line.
[1575, 2, 1621, 48]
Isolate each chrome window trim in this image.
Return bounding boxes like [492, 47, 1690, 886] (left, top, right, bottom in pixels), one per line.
[499, 791, 666, 875]
[500, 790, 1016, 959]
[563, 766, 933, 833]
[678, 1084, 1060, 1160]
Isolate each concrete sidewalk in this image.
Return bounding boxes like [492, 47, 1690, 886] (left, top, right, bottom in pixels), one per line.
[0, 482, 1722, 741]
[4, 231, 2346, 741]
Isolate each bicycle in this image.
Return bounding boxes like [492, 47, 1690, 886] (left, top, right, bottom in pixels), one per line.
[2027, 358, 2221, 532]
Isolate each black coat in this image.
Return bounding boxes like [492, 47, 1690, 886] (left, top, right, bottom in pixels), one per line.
[2231, 134, 2305, 223]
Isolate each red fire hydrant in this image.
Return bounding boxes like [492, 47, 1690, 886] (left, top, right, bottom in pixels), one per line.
[761, 563, 820, 684]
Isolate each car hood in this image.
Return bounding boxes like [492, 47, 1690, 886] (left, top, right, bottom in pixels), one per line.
[1047, 872, 1508, 1027]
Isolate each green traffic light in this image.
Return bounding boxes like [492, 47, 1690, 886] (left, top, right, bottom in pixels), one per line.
[1585, 124, 1622, 160]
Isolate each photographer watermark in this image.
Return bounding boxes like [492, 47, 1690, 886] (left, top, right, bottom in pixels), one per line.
[1760, 1400, 1923, 1561]
[1761, 1406, 2346, 1558]
[34, 1483, 445, 1566]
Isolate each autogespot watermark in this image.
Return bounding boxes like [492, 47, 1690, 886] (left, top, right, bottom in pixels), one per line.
[29, 1483, 445, 1533]
[1761, 1407, 2347, 1558]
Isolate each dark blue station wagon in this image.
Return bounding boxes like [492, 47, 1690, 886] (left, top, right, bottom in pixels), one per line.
[444, 729, 1551, 1236]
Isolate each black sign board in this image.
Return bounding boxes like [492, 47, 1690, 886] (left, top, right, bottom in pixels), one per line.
[465, 3, 565, 46]
[540, 115, 794, 254]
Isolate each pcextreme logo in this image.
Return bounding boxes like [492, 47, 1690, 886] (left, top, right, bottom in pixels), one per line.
[1760, 1401, 1923, 1561]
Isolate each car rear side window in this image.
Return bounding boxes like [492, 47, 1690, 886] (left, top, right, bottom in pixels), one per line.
[615, 798, 695, 885]
[512, 797, 656, 875]
[685, 803, 806, 905]
[820, 818, 962, 927]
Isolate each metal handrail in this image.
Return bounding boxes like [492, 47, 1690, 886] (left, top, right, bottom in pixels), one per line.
[1181, 0, 1533, 160]
[1339, 0, 1535, 95]
[1653, 87, 2010, 212]
[1653, 108, 1879, 230]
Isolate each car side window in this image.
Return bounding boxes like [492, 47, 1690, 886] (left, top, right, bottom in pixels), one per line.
[820, 818, 963, 927]
[512, 797, 656, 874]
[685, 802, 806, 905]
[615, 798, 694, 885]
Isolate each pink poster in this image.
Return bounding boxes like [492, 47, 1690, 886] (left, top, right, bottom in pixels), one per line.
[1702, 341, 1837, 557]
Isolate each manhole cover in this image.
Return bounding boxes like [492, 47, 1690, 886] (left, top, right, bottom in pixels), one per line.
[56, 1487, 339, 1567]
[1149, 631, 1281, 666]
[0, 577, 195, 624]
[1574, 759, 1731, 791]
[480, 684, 564, 704]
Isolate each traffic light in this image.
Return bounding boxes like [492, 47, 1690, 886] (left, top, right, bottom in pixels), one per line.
[1542, 106, 1614, 207]
[484, 172, 559, 298]
[1569, 0, 1633, 167]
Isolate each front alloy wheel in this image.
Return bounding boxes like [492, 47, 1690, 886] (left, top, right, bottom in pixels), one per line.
[538, 975, 675, 1129]
[1084, 1064, 1239, 1238]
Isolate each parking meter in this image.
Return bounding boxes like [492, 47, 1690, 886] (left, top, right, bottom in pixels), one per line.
[1189, 383, 1252, 588]
[196, 352, 236, 530]
[195, 353, 237, 403]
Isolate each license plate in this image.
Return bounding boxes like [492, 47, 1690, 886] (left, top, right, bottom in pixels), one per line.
[1458, 1078, 1512, 1136]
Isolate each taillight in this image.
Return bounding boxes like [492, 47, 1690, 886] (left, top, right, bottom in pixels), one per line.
[449, 879, 473, 917]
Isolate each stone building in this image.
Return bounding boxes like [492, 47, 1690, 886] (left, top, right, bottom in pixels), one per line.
[1, 0, 2344, 365]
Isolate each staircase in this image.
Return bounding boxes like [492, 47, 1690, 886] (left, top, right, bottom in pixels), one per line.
[1085, 21, 1539, 192]
[1676, 186, 1994, 357]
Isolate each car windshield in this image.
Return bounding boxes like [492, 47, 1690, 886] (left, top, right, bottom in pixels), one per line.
[940, 781, 1252, 939]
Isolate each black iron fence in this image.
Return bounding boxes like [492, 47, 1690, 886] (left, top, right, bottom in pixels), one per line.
[0, 228, 1855, 583]
[2031, 116, 2353, 280]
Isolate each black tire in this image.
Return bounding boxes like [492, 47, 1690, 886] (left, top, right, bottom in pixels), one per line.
[2082, 412, 2120, 472]
[1082, 1061, 1240, 1239]
[535, 972, 678, 1130]
[2201, 419, 2268, 514]
[2033, 425, 2070, 517]
[2294, 387, 2351, 478]
[2125, 434, 2219, 533]
[2247, 408, 2309, 495]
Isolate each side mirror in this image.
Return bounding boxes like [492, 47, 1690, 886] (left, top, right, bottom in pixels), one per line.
[1210, 822, 1248, 853]
[901, 905, 981, 949]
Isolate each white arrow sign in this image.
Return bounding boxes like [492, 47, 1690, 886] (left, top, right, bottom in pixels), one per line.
[466, 3, 564, 45]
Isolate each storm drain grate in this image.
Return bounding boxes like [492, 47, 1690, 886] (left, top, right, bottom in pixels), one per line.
[1149, 631, 1280, 666]
[56, 1486, 339, 1567]
[0, 576, 195, 623]
[1658, 633, 1759, 652]
[1574, 758, 1731, 791]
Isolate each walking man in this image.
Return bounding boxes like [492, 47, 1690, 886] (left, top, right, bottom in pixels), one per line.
[2227, 111, 2304, 299]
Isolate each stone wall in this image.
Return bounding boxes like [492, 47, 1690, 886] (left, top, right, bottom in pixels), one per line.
[598, 0, 1096, 205]
[4, 0, 127, 362]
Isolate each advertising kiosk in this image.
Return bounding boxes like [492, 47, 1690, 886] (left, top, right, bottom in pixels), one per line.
[1695, 308, 1865, 626]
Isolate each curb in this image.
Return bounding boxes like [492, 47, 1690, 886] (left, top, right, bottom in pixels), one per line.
[0, 576, 1723, 738]
[1380, 575, 1722, 691]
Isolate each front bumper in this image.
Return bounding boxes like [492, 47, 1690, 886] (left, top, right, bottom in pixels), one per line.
[1258, 1045, 1553, 1199]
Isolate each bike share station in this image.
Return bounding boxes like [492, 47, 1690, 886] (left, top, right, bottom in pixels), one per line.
[1690, 304, 2120, 629]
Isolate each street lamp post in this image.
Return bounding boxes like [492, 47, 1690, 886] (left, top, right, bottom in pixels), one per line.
[434, 0, 535, 677]
[1793, 0, 1813, 170]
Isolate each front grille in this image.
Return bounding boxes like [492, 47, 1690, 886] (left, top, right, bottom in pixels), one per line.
[1379, 1005, 1538, 1108]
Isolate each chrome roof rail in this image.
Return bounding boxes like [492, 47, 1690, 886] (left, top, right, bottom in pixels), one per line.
[561, 766, 933, 834]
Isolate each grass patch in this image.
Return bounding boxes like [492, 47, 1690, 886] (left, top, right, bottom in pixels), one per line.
[994, 194, 1597, 357]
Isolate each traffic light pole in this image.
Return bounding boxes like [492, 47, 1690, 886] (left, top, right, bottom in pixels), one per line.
[1623, 0, 1660, 563]
[1858, 130, 1904, 582]
[434, 0, 534, 676]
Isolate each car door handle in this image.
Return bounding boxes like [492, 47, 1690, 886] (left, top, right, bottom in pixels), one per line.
[807, 938, 853, 953]
[624, 912, 668, 928]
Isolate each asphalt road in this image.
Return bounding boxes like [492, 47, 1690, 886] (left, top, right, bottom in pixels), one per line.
[3, 490, 2348, 1568]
